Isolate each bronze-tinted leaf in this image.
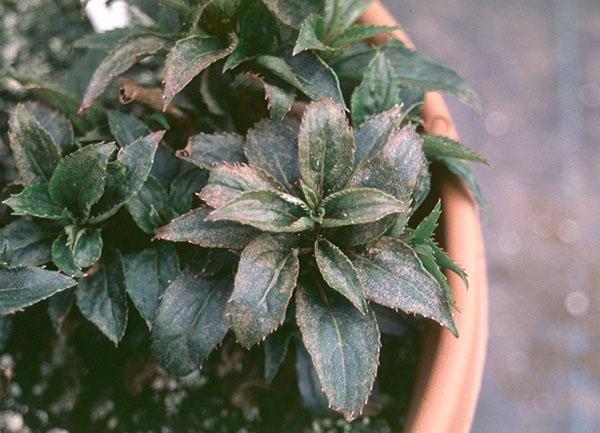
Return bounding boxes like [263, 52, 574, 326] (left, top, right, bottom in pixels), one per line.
[177, 132, 245, 169]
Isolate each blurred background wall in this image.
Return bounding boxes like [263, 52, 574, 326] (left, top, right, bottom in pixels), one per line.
[383, 0, 600, 431]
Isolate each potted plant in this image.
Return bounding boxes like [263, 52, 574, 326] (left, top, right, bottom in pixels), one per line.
[0, 1, 488, 432]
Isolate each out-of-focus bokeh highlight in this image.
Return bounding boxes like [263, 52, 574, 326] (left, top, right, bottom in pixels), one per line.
[384, 0, 600, 432]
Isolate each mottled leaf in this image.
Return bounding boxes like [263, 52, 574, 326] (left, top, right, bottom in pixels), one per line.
[314, 238, 366, 313]
[163, 34, 237, 108]
[350, 237, 457, 335]
[72, 228, 103, 268]
[350, 125, 425, 204]
[207, 191, 313, 233]
[79, 35, 169, 114]
[353, 105, 403, 168]
[298, 99, 354, 197]
[0, 266, 76, 315]
[48, 142, 116, 220]
[90, 131, 164, 223]
[229, 233, 299, 348]
[262, 0, 322, 27]
[263, 80, 295, 120]
[422, 135, 489, 165]
[76, 250, 129, 344]
[155, 206, 259, 249]
[177, 132, 245, 169]
[4, 184, 65, 220]
[127, 176, 172, 234]
[287, 52, 346, 107]
[199, 163, 283, 209]
[351, 52, 401, 126]
[51, 232, 83, 277]
[25, 101, 74, 152]
[124, 243, 179, 328]
[296, 280, 380, 421]
[0, 219, 57, 266]
[152, 271, 232, 375]
[245, 119, 299, 191]
[264, 326, 293, 383]
[327, 215, 396, 248]
[107, 110, 151, 147]
[8, 104, 61, 185]
[294, 15, 330, 55]
[321, 188, 407, 228]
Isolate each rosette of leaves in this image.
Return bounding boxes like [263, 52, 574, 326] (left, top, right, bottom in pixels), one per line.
[154, 98, 476, 420]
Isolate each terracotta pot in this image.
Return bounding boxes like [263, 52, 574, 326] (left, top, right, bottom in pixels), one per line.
[359, 3, 489, 433]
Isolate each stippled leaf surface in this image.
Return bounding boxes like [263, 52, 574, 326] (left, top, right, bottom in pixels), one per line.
[262, 0, 322, 27]
[107, 110, 151, 147]
[51, 232, 83, 277]
[169, 169, 208, 215]
[264, 326, 293, 383]
[177, 132, 245, 169]
[8, 104, 61, 185]
[124, 243, 179, 328]
[0, 219, 57, 266]
[90, 131, 164, 223]
[199, 163, 283, 209]
[0, 266, 76, 315]
[127, 176, 173, 234]
[294, 15, 330, 55]
[76, 250, 129, 344]
[422, 135, 489, 165]
[207, 191, 313, 233]
[287, 52, 345, 107]
[163, 35, 237, 108]
[229, 233, 298, 348]
[353, 105, 402, 168]
[321, 188, 407, 228]
[350, 125, 425, 204]
[155, 206, 258, 249]
[79, 35, 169, 113]
[314, 238, 366, 313]
[245, 120, 299, 191]
[25, 101, 74, 152]
[72, 228, 103, 268]
[350, 237, 457, 335]
[263, 80, 295, 120]
[328, 215, 396, 249]
[298, 99, 354, 197]
[48, 143, 116, 220]
[152, 271, 232, 375]
[351, 52, 401, 126]
[331, 40, 480, 112]
[296, 281, 380, 421]
[4, 184, 65, 220]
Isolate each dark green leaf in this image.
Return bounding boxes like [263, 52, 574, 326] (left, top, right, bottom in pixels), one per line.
[350, 237, 457, 335]
[124, 243, 179, 328]
[353, 105, 402, 168]
[0, 266, 76, 315]
[48, 142, 116, 220]
[163, 34, 237, 108]
[72, 228, 103, 268]
[350, 125, 425, 204]
[128, 176, 173, 234]
[0, 315, 13, 351]
[76, 250, 129, 344]
[235, 0, 278, 56]
[321, 188, 407, 228]
[263, 80, 295, 121]
[199, 163, 283, 209]
[300, 180, 320, 210]
[430, 240, 468, 287]
[351, 52, 401, 126]
[229, 233, 299, 348]
[245, 119, 299, 191]
[287, 52, 346, 107]
[73, 28, 149, 50]
[440, 158, 486, 205]
[413, 200, 441, 241]
[296, 280, 380, 421]
[25, 101, 74, 152]
[413, 242, 457, 308]
[169, 169, 208, 214]
[298, 99, 354, 197]
[207, 191, 313, 233]
[323, 0, 371, 38]
[327, 215, 396, 248]
[423, 135, 489, 165]
[51, 232, 83, 277]
[152, 271, 232, 375]
[79, 35, 169, 114]
[107, 110, 151, 147]
[264, 327, 293, 383]
[261, 0, 322, 27]
[295, 340, 330, 415]
[314, 238, 366, 313]
[177, 132, 245, 169]
[155, 206, 259, 249]
[333, 24, 397, 48]
[294, 15, 331, 55]
[8, 104, 61, 185]
[4, 184, 65, 220]
[0, 219, 57, 266]
[48, 288, 75, 332]
[90, 131, 164, 223]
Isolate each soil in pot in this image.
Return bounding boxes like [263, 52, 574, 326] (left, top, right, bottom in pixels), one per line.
[0, 303, 424, 433]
